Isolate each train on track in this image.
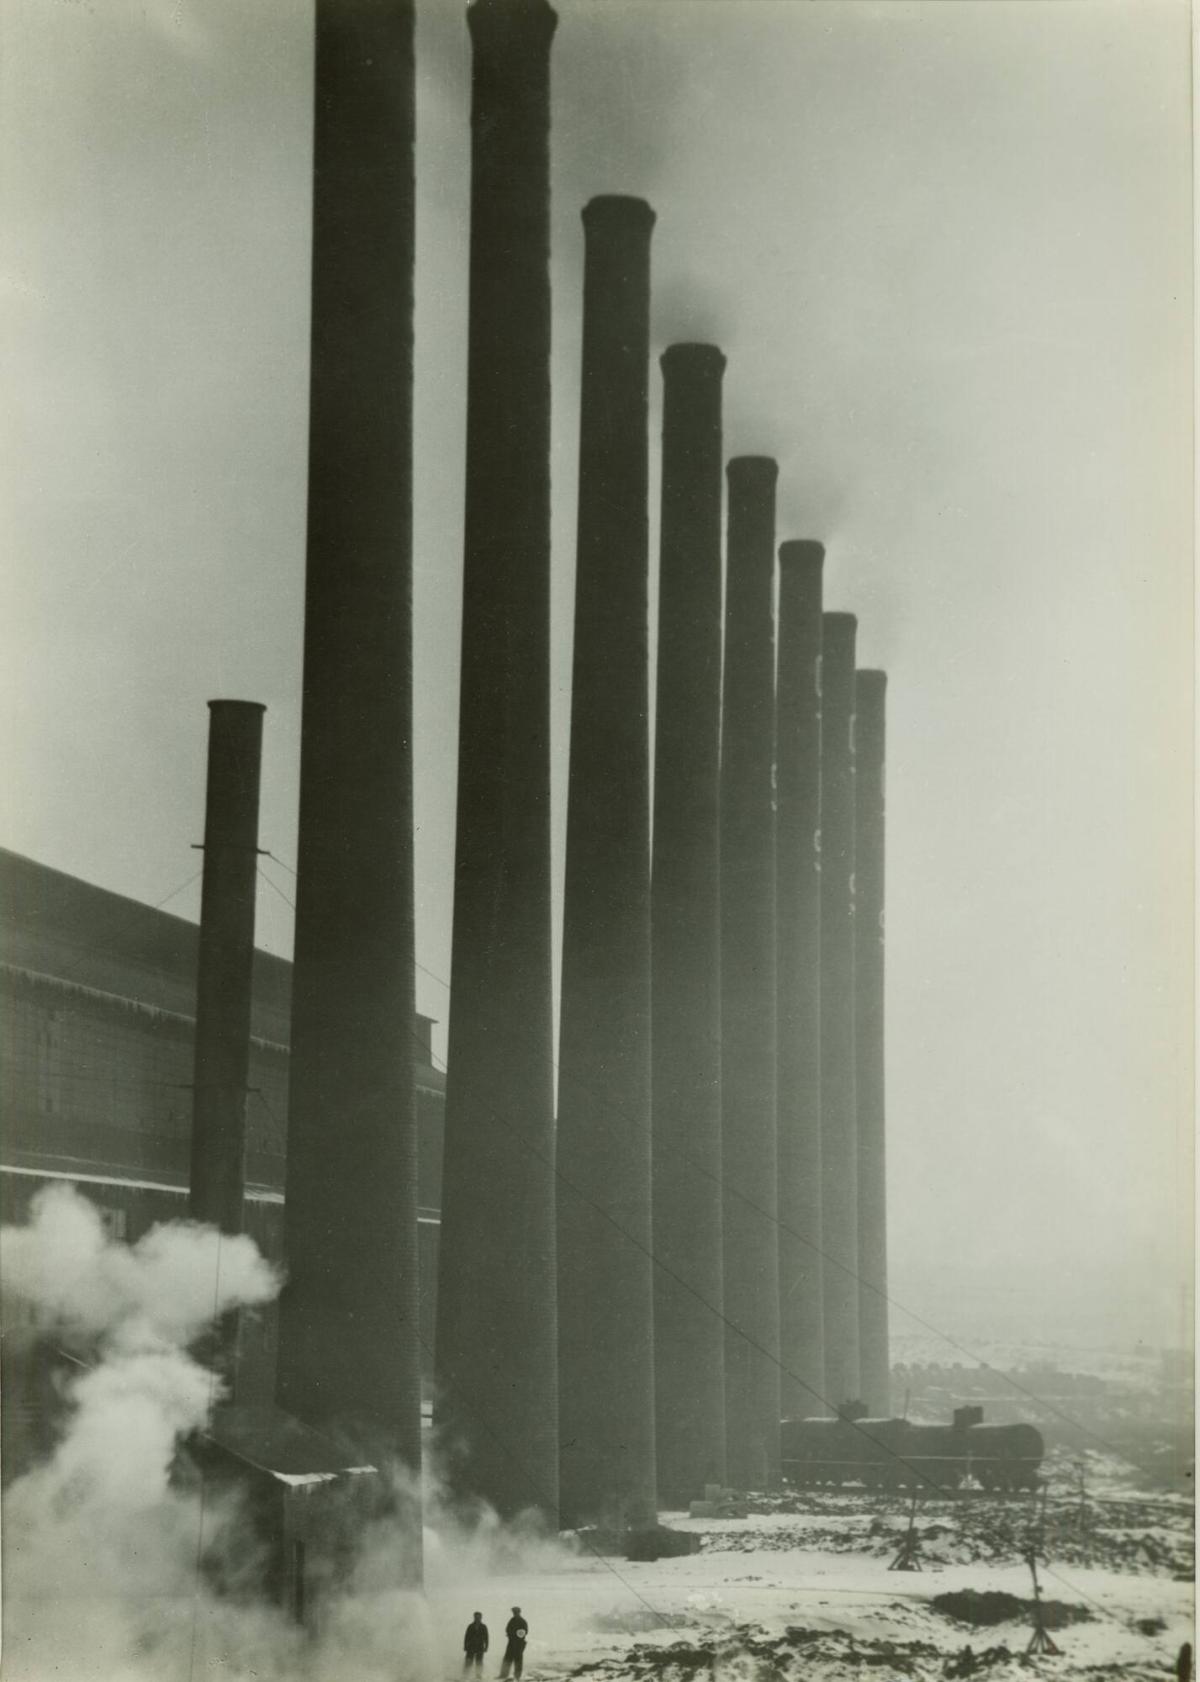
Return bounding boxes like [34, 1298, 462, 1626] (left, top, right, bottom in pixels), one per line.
[781, 1405, 1044, 1492]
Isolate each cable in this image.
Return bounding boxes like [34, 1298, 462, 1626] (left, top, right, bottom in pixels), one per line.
[72, 852, 1160, 1619]
[260, 851, 297, 881]
[244, 991, 1111, 1569]
[255, 862, 298, 918]
[243, 866, 1123, 1626]
[15, 865, 1128, 1640]
[412, 1036, 1120, 1630]
[254, 850, 1177, 1486]
[242, 1072, 668, 1635]
[28, 866, 205, 988]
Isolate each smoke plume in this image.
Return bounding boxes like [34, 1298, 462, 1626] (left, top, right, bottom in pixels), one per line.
[0, 1185, 588, 1681]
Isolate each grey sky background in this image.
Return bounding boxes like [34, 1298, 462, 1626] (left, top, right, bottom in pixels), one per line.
[2, 0, 1192, 1354]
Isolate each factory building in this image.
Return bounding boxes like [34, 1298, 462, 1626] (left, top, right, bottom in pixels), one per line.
[0, 847, 445, 1432]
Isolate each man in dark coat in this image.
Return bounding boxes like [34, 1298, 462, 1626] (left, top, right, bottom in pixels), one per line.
[499, 1606, 529, 1679]
[463, 1611, 489, 1675]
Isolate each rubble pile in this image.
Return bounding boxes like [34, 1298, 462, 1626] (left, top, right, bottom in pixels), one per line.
[931, 1589, 1093, 1629]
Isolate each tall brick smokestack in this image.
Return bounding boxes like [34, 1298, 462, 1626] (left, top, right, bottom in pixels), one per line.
[819, 612, 860, 1409]
[855, 670, 890, 1415]
[652, 343, 727, 1507]
[436, 0, 559, 1522]
[775, 545, 825, 1417]
[558, 195, 657, 1530]
[275, 0, 420, 1486]
[721, 456, 782, 1491]
[190, 701, 265, 1244]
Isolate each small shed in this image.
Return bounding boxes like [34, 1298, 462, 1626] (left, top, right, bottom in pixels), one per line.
[187, 1404, 383, 1625]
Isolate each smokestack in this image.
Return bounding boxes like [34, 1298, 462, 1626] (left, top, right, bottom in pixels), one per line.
[855, 670, 890, 1415]
[190, 698, 265, 1242]
[275, 0, 421, 1487]
[557, 195, 657, 1531]
[435, 0, 559, 1522]
[775, 545, 825, 1416]
[652, 343, 727, 1507]
[721, 456, 782, 1491]
[819, 612, 860, 1409]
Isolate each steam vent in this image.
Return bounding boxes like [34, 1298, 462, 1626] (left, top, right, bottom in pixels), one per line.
[651, 344, 728, 1507]
[276, 0, 422, 1487]
[557, 196, 658, 1530]
[818, 612, 861, 1410]
[435, 0, 561, 1521]
[854, 670, 890, 1415]
[775, 545, 826, 1415]
[721, 457, 783, 1491]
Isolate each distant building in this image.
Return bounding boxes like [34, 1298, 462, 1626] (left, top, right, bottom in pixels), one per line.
[0, 848, 445, 1411]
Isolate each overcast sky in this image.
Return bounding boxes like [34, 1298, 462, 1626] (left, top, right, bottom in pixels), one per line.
[2, 0, 1192, 1355]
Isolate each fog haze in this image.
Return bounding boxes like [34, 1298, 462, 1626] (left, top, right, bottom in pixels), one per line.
[1, 0, 1191, 1356]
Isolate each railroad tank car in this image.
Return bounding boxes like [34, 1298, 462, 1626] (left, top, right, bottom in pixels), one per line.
[962, 1421, 1045, 1490]
[780, 1405, 1044, 1491]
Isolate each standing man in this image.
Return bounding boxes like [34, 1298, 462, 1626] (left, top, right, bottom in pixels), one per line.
[500, 1607, 529, 1679]
[463, 1611, 489, 1675]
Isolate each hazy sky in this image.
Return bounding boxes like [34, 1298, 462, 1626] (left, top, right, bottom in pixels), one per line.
[2, 0, 1192, 1354]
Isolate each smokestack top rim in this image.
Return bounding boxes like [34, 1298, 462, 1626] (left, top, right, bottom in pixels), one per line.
[206, 699, 267, 713]
[779, 539, 826, 568]
[727, 454, 778, 484]
[582, 194, 656, 232]
[856, 668, 888, 694]
[660, 342, 726, 377]
[468, 0, 558, 43]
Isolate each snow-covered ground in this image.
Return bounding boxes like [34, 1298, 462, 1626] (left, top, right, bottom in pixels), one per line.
[423, 1466, 1194, 1682]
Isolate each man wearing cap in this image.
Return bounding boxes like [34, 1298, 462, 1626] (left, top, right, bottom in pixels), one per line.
[499, 1606, 529, 1679]
[463, 1611, 489, 1675]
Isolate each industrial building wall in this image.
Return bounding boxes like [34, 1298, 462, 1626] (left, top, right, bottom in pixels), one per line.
[1, 965, 290, 1188]
[0, 852, 446, 1407]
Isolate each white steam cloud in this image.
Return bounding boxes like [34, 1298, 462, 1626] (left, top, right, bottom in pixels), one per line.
[2, 1179, 280, 1353]
[0, 1185, 586, 1682]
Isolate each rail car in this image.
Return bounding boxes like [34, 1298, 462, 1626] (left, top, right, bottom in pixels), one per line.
[780, 1405, 1044, 1492]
